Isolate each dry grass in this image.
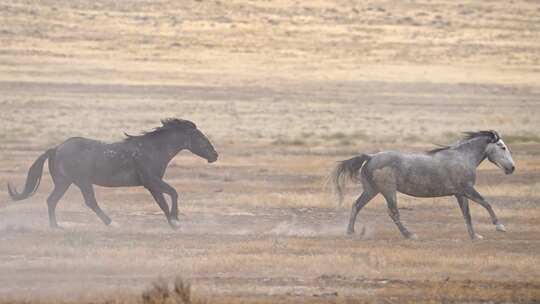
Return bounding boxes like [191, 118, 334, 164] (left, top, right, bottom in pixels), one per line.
[1, 0, 540, 303]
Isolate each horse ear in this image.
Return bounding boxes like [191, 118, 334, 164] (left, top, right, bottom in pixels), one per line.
[490, 130, 500, 143]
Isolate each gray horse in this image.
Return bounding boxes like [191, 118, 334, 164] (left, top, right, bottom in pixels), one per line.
[8, 118, 218, 229]
[332, 130, 515, 240]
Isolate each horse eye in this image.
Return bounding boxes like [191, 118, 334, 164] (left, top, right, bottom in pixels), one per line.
[501, 146, 506, 150]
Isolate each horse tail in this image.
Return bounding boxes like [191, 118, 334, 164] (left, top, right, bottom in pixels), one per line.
[331, 154, 371, 205]
[7, 148, 55, 201]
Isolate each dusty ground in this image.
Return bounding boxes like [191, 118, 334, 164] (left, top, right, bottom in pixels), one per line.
[1, 0, 540, 303]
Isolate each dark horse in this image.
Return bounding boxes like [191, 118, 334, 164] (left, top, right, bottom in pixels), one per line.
[7, 118, 218, 229]
[332, 131, 515, 240]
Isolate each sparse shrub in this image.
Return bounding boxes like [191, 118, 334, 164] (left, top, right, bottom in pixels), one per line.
[321, 131, 369, 145]
[142, 277, 191, 304]
[354, 130, 369, 141]
[173, 277, 191, 304]
[300, 131, 314, 138]
[403, 134, 421, 142]
[324, 132, 347, 140]
[272, 137, 306, 146]
[339, 138, 353, 146]
[290, 139, 306, 146]
[142, 278, 169, 304]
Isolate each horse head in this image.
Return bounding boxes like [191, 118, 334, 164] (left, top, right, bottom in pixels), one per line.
[485, 131, 515, 175]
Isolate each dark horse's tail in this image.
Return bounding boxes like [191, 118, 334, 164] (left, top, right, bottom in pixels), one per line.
[331, 154, 371, 205]
[7, 149, 55, 201]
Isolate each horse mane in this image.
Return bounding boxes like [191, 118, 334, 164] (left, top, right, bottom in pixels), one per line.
[426, 130, 500, 154]
[124, 118, 197, 141]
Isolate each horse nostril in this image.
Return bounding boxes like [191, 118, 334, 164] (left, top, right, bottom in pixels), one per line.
[511, 165, 515, 172]
[207, 153, 218, 163]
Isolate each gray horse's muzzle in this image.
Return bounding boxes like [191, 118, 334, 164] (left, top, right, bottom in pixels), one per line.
[505, 165, 515, 175]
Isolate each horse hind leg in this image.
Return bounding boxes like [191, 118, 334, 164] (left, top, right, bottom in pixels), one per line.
[46, 157, 71, 228]
[347, 187, 378, 235]
[382, 191, 417, 239]
[76, 183, 112, 226]
[46, 179, 71, 228]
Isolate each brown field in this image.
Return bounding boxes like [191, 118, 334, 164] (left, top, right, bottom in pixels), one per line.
[1, 0, 540, 303]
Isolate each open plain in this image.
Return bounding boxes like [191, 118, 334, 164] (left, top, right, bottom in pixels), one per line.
[1, 0, 540, 303]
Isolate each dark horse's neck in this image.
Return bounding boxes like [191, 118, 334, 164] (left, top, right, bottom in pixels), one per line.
[129, 131, 190, 169]
[158, 132, 190, 163]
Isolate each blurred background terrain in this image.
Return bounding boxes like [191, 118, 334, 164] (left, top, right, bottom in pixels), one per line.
[1, 0, 539, 303]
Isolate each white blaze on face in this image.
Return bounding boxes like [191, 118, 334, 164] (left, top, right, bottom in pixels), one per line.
[497, 139, 512, 156]
[497, 139, 507, 150]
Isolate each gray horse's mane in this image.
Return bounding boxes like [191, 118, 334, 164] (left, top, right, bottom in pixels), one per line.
[124, 118, 197, 141]
[427, 130, 500, 154]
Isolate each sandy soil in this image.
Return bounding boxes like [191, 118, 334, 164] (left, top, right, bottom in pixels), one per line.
[1, 0, 540, 303]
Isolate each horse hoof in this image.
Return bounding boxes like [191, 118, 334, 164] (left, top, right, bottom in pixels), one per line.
[473, 233, 484, 240]
[406, 233, 418, 240]
[50, 225, 64, 230]
[169, 219, 181, 230]
[496, 223, 506, 232]
[108, 221, 120, 228]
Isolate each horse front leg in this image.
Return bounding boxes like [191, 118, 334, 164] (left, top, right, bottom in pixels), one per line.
[455, 195, 483, 240]
[148, 190, 177, 228]
[138, 168, 180, 229]
[156, 181, 179, 223]
[150, 179, 180, 229]
[463, 186, 506, 233]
